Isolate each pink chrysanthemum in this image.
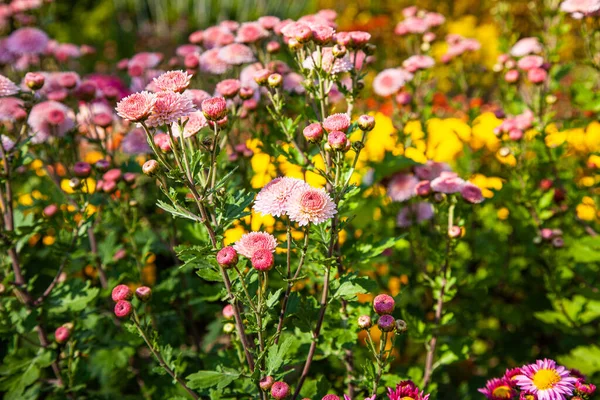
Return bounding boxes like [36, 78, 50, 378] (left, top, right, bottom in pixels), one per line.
[514, 359, 578, 400]
[461, 182, 484, 204]
[146, 91, 196, 127]
[323, 113, 351, 133]
[233, 231, 278, 258]
[200, 49, 232, 75]
[254, 177, 309, 217]
[201, 97, 228, 121]
[396, 202, 434, 228]
[236, 22, 269, 43]
[258, 16, 281, 30]
[217, 246, 238, 268]
[414, 161, 451, 181]
[505, 368, 523, 384]
[287, 186, 337, 226]
[251, 249, 274, 271]
[387, 380, 430, 400]
[218, 43, 256, 65]
[387, 173, 419, 202]
[372, 68, 413, 97]
[173, 111, 207, 138]
[215, 79, 241, 98]
[510, 37, 543, 57]
[560, 0, 600, 17]
[153, 70, 192, 93]
[28, 101, 75, 143]
[0, 75, 19, 97]
[129, 52, 163, 70]
[114, 300, 132, 318]
[202, 26, 235, 49]
[6, 27, 49, 55]
[403, 55, 435, 73]
[115, 91, 156, 122]
[517, 55, 544, 71]
[0, 97, 26, 122]
[478, 378, 517, 400]
[430, 171, 465, 194]
[176, 44, 201, 58]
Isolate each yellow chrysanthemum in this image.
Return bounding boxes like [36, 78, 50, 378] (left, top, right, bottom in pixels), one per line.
[471, 113, 502, 152]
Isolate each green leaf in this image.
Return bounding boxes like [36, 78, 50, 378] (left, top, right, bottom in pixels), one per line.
[186, 369, 240, 390]
[267, 335, 297, 375]
[558, 345, 600, 375]
[569, 236, 600, 263]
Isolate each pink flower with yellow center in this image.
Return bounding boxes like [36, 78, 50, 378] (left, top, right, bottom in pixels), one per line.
[287, 186, 337, 226]
[478, 378, 516, 400]
[514, 359, 578, 400]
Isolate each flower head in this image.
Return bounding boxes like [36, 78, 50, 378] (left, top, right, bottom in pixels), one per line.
[153, 70, 192, 93]
[7, 27, 49, 55]
[251, 249, 274, 271]
[387, 173, 419, 202]
[114, 300, 132, 318]
[478, 378, 517, 400]
[461, 182, 484, 204]
[403, 55, 435, 72]
[236, 22, 269, 43]
[55, 326, 70, 344]
[372, 68, 413, 97]
[173, 111, 207, 138]
[387, 380, 430, 400]
[373, 294, 395, 315]
[146, 91, 196, 127]
[431, 172, 465, 194]
[271, 381, 290, 400]
[200, 48, 232, 74]
[28, 101, 75, 143]
[218, 43, 256, 65]
[514, 359, 578, 400]
[0, 75, 19, 97]
[254, 177, 309, 217]
[287, 186, 337, 226]
[233, 232, 277, 258]
[323, 113, 351, 133]
[115, 91, 156, 122]
[511, 37, 543, 57]
[217, 246, 238, 268]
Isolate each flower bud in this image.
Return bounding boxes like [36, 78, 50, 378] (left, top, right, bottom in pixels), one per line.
[239, 86, 254, 100]
[69, 178, 81, 190]
[55, 326, 70, 343]
[123, 172, 137, 184]
[142, 160, 160, 176]
[202, 97, 228, 121]
[303, 123, 324, 143]
[448, 226, 462, 239]
[112, 284, 133, 302]
[223, 322, 235, 333]
[415, 180, 431, 197]
[266, 41, 280, 54]
[251, 249, 274, 271]
[271, 381, 290, 400]
[395, 319, 407, 333]
[25, 72, 45, 90]
[552, 237, 564, 248]
[433, 192, 446, 203]
[295, 25, 312, 43]
[95, 159, 110, 172]
[260, 376, 274, 391]
[268, 73, 282, 88]
[222, 304, 234, 319]
[358, 315, 372, 329]
[377, 314, 395, 332]
[332, 44, 347, 58]
[254, 69, 272, 85]
[373, 294, 395, 315]
[217, 246, 238, 269]
[327, 131, 347, 150]
[73, 162, 92, 178]
[357, 114, 375, 131]
[114, 300, 132, 318]
[43, 204, 58, 218]
[288, 38, 302, 51]
[135, 286, 152, 302]
[545, 94, 557, 105]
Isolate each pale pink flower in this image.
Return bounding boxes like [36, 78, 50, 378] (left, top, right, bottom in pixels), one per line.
[233, 231, 278, 258]
[53, 43, 81, 62]
[514, 359, 578, 400]
[121, 128, 151, 154]
[312, 24, 335, 44]
[461, 182, 484, 204]
[199, 49, 231, 74]
[115, 91, 156, 122]
[0, 97, 26, 122]
[129, 52, 163, 70]
[280, 21, 312, 39]
[215, 79, 241, 98]
[323, 113, 351, 133]
[430, 171, 465, 193]
[510, 37, 543, 57]
[146, 91, 196, 127]
[6, 27, 48, 55]
[220, 20, 240, 32]
[283, 72, 305, 94]
[514, 109, 535, 130]
[236, 22, 269, 43]
[387, 173, 419, 202]
[372, 68, 413, 97]
[403, 55, 435, 72]
[185, 89, 211, 108]
[176, 44, 201, 58]
[397, 202, 434, 228]
[517, 55, 544, 71]
[218, 43, 256, 65]
[254, 177, 309, 217]
[401, 17, 429, 34]
[172, 111, 207, 138]
[0, 74, 19, 96]
[202, 26, 235, 49]
[528, 67, 548, 84]
[28, 101, 75, 143]
[153, 70, 192, 93]
[258, 16, 281, 30]
[423, 12, 445, 27]
[317, 9, 337, 21]
[402, 6, 418, 17]
[1, 135, 15, 152]
[560, 0, 600, 17]
[201, 97, 228, 121]
[287, 186, 337, 226]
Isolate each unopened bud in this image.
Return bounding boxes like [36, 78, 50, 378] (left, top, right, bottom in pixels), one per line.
[268, 73, 282, 88]
[142, 160, 160, 176]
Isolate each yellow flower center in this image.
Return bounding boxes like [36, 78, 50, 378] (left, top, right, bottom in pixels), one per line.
[400, 397, 415, 400]
[492, 385, 513, 398]
[532, 369, 561, 390]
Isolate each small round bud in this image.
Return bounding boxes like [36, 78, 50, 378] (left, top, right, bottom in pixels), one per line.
[545, 94, 557, 105]
[332, 44, 347, 58]
[239, 86, 254, 100]
[498, 147, 511, 157]
[268, 73, 282, 88]
[254, 69, 272, 85]
[223, 322, 235, 333]
[357, 114, 375, 131]
[539, 179, 553, 191]
[217, 246, 238, 269]
[266, 41, 280, 54]
[103, 169, 122, 182]
[377, 314, 395, 332]
[288, 38, 302, 51]
[112, 284, 133, 302]
[260, 376, 274, 391]
[373, 294, 395, 315]
[420, 42, 430, 52]
[327, 131, 348, 150]
[123, 172, 137, 184]
[251, 249, 274, 271]
[25, 72, 45, 90]
[202, 97, 228, 121]
[222, 304, 234, 319]
[433, 192, 446, 203]
[135, 286, 152, 302]
[68, 178, 81, 190]
[358, 315, 372, 329]
[415, 181, 431, 197]
[73, 162, 92, 178]
[114, 300, 132, 318]
[552, 237, 564, 248]
[142, 160, 160, 176]
[129, 200, 138, 207]
[43, 204, 59, 218]
[448, 226, 462, 239]
[395, 319, 408, 333]
[55, 326, 70, 343]
[95, 159, 110, 172]
[295, 25, 312, 43]
[271, 381, 290, 399]
[303, 123, 324, 143]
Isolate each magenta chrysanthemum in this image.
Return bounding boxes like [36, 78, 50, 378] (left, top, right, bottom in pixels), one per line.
[387, 380, 430, 400]
[233, 232, 278, 258]
[372, 68, 414, 97]
[146, 91, 196, 127]
[6, 27, 49, 55]
[0, 75, 19, 97]
[514, 359, 578, 400]
[387, 173, 419, 202]
[287, 186, 337, 226]
[478, 378, 517, 400]
[323, 113, 351, 133]
[28, 101, 75, 143]
[115, 91, 156, 122]
[254, 177, 309, 217]
[218, 43, 256, 65]
[153, 70, 192, 93]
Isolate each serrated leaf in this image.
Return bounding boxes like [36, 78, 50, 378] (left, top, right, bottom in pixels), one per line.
[186, 369, 240, 390]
